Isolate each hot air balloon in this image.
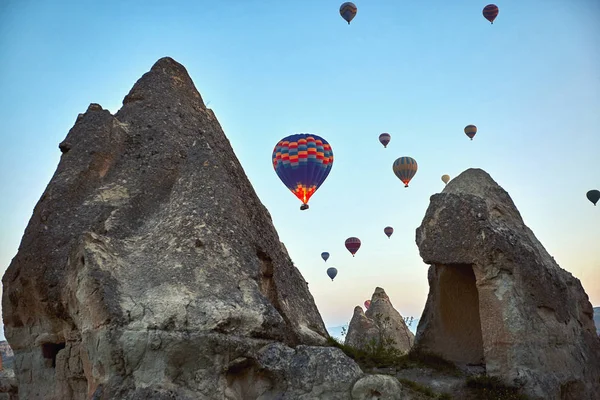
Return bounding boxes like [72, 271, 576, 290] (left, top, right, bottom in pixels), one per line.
[327, 267, 338, 281]
[272, 133, 334, 210]
[321, 252, 330, 262]
[442, 174, 450, 184]
[483, 4, 499, 24]
[345, 237, 361, 257]
[339, 2, 357, 24]
[384, 226, 394, 238]
[464, 125, 477, 140]
[392, 157, 418, 187]
[379, 133, 391, 148]
[587, 190, 600, 206]
[364, 300, 371, 310]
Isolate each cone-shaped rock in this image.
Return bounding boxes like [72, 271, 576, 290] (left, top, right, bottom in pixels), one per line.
[415, 168, 600, 400]
[345, 287, 414, 353]
[2, 57, 335, 399]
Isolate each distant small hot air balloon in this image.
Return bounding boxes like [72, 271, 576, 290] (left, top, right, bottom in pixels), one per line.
[442, 174, 450, 185]
[384, 226, 394, 238]
[464, 125, 477, 140]
[327, 267, 338, 281]
[379, 133, 391, 148]
[339, 2, 357, 24]
[392, 157, 418, 187]
[364, 300, 371, 310]
[587, 190, 600, 206]
[483, 4, 499, 24]
[345, 237, 361, 257]
[272, 133, 334, 210]
[321, 252, 330, 262]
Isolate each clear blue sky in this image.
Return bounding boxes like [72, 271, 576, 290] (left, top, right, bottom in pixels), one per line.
[1, 0, 599, 337]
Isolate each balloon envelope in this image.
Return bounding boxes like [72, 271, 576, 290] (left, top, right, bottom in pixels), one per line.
[345, 237, 361, 256]
[384, 226, 394, 238]
[442, 174, 450, 184]
[392, 157, 418, 187]
[364, 300, 371, 310]
[321, 252, 330, 262]
[464, 125, 477, 140]
[339, 2, 357, 24]
[483, 4, 499, 24]
[327, 267, 338, 281]
[272, 133, 333, 209]
[587, 190, 600, 206]
[379, 133, 391, 148]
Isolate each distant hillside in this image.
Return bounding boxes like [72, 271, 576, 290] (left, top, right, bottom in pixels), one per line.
[328, 318, 419, 342]
[0, 341, 14, 370]
[594, 307, 600, 335]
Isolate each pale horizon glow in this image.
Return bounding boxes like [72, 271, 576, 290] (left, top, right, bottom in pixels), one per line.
[1, 1, 599, 339]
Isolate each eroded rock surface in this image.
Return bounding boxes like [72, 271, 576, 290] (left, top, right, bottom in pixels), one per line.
[1, 57, 357, 399]
[345, 288, 414, 354]
[415, 168, 600, 400]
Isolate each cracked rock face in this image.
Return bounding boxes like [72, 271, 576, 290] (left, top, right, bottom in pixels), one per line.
[345, 287, 414, 354]
[2, 57, 337, 399]
[415, 168, 600, 400]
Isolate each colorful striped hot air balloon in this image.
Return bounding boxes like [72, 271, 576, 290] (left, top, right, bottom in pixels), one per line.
[272, 133, 334, 210]
[379, 133, 391, 148]
[442, 174, 450, 184]
[392, 157, 418, 187]
[321, 252, 330, 262]
[364, 300, 371, 310]
[464, 125, 477, 140]
[483, 4, 499, 24]
[384, 226, 394, 238]
[345, 237, 361, 257]
[339, 2, 357, 24]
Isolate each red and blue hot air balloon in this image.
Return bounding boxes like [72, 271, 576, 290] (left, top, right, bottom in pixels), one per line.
[379, 133, 391, 148]
[339, 2, 357, 24]
[272, 133, 334, 210]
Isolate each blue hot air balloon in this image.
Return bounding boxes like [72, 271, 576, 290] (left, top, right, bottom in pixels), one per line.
[339, 2, 357, 24]
[327, 267, 338, 281]
[272, 134, 334, 210]
[321, 252, 330, 262]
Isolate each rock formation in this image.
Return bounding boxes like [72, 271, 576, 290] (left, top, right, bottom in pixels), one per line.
[1, 57, 415, 399]
[345, 287, 414, 354]
[594, 307, 600, 336]
[415, 168, 600, 400]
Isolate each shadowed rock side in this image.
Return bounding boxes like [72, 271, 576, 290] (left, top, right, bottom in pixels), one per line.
[1, 57, 367, 399]
[345, 287, 414, 354]
[414, 168, 600, 400]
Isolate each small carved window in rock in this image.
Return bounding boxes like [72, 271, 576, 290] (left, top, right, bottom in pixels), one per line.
[41, 342, 66, 368]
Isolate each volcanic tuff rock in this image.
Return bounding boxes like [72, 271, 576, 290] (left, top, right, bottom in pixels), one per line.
[414, 168, 600, 400]
[345, 287, 414, 354]
[2, 57, 382, 399]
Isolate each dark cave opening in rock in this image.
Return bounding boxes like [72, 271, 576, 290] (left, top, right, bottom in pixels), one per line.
[41, 342, 66, 368]
[437, 263, 484, 365]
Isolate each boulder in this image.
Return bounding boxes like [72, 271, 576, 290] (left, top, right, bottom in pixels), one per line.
[351, 374, 413, 400]
[1, 57, 358, 399]
[345, 288, 414, 354]
[415, 168, 600, 400]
